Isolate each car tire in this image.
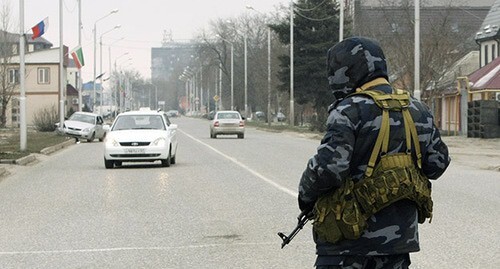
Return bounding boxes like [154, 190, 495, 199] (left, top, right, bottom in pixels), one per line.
[115, 161, 122, 167]
[87, 132, 95, 142]
[104, 159, 114, 169]
[161, 150, 171, 167]
[238, 134, 244, 139]
[171, 154, 176, 164]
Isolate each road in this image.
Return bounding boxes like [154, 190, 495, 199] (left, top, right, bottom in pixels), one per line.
[0, 116, 498, 268]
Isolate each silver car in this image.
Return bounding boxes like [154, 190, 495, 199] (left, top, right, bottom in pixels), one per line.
[210, 110, 245, 139]
[62, 112, 107, 142]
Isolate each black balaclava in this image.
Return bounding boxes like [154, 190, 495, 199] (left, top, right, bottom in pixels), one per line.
[327, 36, 388, 102]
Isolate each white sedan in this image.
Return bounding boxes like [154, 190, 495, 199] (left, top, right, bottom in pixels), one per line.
[103, 109, 178, 168]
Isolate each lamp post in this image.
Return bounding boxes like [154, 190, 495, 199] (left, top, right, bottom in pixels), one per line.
[108, 38, 124, 113]
[92, 9, 119, 112]
[224, 25, 248, 116]
[99, 25, 120, 110]
[114, 54, 131, 113]
[246, 5, 272, 126]
[216, 35, 234, 110]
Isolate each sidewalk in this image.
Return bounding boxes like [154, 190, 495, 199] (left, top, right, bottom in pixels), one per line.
[442, 136, 500, 171]
[0, 139, 75, 179]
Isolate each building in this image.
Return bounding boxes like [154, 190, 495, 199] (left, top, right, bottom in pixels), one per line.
[433, 0, 500, 137]
[6, 47, 70, 127]
[151, 38, 200, 111]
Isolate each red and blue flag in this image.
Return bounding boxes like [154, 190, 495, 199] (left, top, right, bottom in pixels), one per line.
[31, 17, 49, 40]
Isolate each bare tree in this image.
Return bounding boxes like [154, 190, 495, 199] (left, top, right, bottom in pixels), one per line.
[0, 1, 17, 127]
[354, 0, 485, 102]
[196, 11, 288, 115]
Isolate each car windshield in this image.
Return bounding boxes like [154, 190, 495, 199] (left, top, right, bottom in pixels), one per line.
[113, 115, 165, 131]
[69, 113, 95, 124]
[217, 113, 240, 120]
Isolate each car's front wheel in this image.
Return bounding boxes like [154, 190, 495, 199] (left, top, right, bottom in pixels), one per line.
[238, 133, 244, 139]
[161, 150, 171, 167]
[87, 132, 95, 142]
[104, 159, 114, 169]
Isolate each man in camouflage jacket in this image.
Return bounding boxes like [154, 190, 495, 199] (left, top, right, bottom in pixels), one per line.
[298, 37, 451, 268]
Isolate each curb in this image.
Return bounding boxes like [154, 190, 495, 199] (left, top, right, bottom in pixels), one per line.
[40, 139, 75, 155]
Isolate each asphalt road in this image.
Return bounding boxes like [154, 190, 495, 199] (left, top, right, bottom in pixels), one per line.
[0, 116, 498, 268]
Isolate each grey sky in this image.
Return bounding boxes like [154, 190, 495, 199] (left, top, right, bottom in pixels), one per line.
[9, 0, 288, 81]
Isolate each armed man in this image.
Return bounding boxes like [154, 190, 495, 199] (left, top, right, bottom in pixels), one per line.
[297, 37, 451, 268]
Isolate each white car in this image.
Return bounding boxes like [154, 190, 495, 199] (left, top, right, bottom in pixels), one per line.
[103, 109, 178, 168]
[210, 110, 245, 139]
[62, 112, 107, 142]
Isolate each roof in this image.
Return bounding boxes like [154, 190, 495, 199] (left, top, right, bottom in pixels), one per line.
[436, 51, 480, 89]
[476, 0, 500, 40]
[66, 84, 78, 96]
[0, 30, 53, 46]
[355, 6, 490, 47]
[361, 0, 496, 7]
[468, 56, 500, 90]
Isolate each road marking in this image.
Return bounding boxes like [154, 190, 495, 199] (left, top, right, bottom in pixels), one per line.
[0, 241, 310, 255]
[179, 130, 297, 198]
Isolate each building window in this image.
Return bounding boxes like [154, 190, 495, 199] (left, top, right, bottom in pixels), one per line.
[8, 69, 19, 84]
[484, 44, 489, 65]
[38, 67, 50, 84]
[492, 44, 497, 60]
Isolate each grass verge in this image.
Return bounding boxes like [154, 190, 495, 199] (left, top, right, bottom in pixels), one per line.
[0, 128, 71, 160]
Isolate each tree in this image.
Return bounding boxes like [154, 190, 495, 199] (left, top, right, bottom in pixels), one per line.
[0, 2, 17, 127]
[197, 13, 288, 115]
[353, 0, 485, 103]
[270, 0, 345, 129]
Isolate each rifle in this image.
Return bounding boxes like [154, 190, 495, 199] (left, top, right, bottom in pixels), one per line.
[277, 210, 311, 248]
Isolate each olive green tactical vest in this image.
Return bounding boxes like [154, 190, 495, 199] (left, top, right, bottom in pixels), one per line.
[313, 78, 433, 243]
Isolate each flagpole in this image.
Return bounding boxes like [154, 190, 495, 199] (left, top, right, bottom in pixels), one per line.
[59, 0, 65, 128]
[19, 0, 27, 151]
[78, 0, 82, 111]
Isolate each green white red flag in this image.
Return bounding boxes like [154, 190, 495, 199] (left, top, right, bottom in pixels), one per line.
[70, 46, 85, 69]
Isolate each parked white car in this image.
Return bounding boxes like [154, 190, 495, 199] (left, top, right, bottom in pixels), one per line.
[103, 109, 178, 168]
[62, 112, 107, 142]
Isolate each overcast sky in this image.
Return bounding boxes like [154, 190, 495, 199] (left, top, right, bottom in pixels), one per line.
[8, 0, 289, 82]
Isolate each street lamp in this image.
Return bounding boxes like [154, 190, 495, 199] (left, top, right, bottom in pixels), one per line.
[99, 25, 121, 109]
[246, 5, 272, 126]
[216, 35, 234, 110]
[92, 8, 119, 112]
[225, 22, 248, 116]
[108, 37, 124, 112]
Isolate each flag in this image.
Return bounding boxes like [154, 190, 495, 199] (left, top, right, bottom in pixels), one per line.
[31, 17, 49, 40]
[70, 46, 85, 69]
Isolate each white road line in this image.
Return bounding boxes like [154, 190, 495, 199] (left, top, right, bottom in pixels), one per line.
[179, 129, 297, 198]
[0, 241, 310, 255]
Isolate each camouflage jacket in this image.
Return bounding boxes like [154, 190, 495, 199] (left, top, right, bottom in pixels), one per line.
[298, 83, 451, 256]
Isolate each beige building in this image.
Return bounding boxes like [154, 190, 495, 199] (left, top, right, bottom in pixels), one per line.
[7, 46, 69, 127]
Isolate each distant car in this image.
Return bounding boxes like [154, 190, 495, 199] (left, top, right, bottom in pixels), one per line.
[103, 109, 178, 168]
[62, 112, 107, 142]
[276, 112, 286, 122]
[210, 110, 245, 139]
[255, 111, 266, 121]
[166, 110, 180, 117]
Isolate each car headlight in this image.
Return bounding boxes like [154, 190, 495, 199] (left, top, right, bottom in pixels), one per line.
[82, 128, 91, 134]
[152, 137, 166, 146]
[105, 138, 120, 147]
